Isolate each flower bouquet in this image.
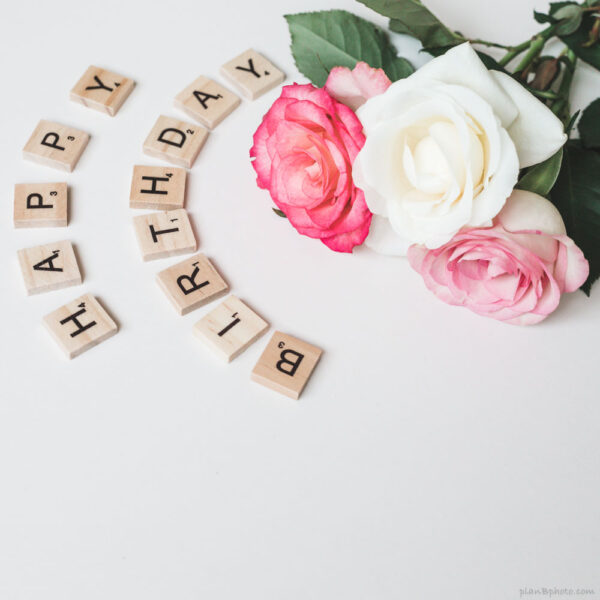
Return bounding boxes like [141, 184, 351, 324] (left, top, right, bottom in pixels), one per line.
[250, 1, 600, 325]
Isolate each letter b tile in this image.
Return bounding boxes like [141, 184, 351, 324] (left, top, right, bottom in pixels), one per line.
[251, 332, 322, 399]
[143, 115, 208, 168]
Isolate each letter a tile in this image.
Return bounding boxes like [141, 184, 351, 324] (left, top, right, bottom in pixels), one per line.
[174, 76, 240, 129]
[220, 49, 285, 100]
[23, 120, 90, 172]
[17, 240, 82, 296]
[129, 165, 186, 210]
[193, 296, 269, 361]
[14, 182, 68, 228]
[143, 115, 208, 168]
[133, 208, 196, 261]
[156, 254, 228, 315]
[43, 293, 118, 359]
[251, 332, 322, 399]
[70, 66, 135, 116]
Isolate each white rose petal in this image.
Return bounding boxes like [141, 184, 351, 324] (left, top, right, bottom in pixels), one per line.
[355, 42, 568, 255]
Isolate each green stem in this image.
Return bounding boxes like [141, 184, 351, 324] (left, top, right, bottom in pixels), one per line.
[498, 25, 556, 67]
[468, 39, 512, 50]
[552, 49, 578, 125]
[514, 27, 557, 73]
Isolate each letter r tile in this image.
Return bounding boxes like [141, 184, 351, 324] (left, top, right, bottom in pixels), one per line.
[156, 254, 228, 315]
[251, 332, 322, 399]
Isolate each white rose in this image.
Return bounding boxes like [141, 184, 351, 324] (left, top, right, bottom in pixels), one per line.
[353, 43, 568, 255]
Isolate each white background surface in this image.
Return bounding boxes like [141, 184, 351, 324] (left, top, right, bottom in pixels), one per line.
[1, 1, 599, 598]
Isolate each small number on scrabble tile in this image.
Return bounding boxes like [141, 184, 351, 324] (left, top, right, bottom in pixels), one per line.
[23, 120, 90, 172]
[156, 254, 228, 315]
[251, 332, 322, 400]
[70, 65, 135, 116]
[143, 115, 208, 168]
[174, 76, 240, 129]
[17, 240, 82, 296]
[220, 49, 285, 100]
[14, 182, 68, 228]
[132, 208, 196, 261]
[193, 295, 268, 361]
[43, 293, 118, 359]
[129, 165, 187, 210]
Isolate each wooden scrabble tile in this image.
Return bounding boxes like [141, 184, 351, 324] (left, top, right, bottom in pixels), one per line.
[220, 49, 285, 100]
[143, 115, 208, 168]
[156, 254, 228, 315]
[14, 182, 68, 228]
[129, 165, 186, 210]
[251, 332, 322, 400]
[17, 240, 82, 296]
[70, 65, 135, 116]
[193, 295, 268, 361]
[174, 76, 240, 129]
[43, 293, 118, 359]
[23, 120, 90, 172]
[133, 208, 196, 261]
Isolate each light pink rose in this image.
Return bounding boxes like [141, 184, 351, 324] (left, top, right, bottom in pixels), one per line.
[407, 190, 589, 325]
[325, 61, 392, 111]
[250, 83, 372, 253]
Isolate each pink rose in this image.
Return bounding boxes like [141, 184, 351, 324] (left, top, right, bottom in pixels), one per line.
[325, 61, 392, 111]
[250, 83, 372, 253]
[408, 190, 589, 325]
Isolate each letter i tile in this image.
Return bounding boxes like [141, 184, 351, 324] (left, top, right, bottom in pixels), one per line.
[193, 295, 269, 361]
[70, 65, 135, 116]
[156, 254, 228, 315]
[143, 115, 208, 168]
[251, 332, 322, 399]
[43, 294, 118, 359]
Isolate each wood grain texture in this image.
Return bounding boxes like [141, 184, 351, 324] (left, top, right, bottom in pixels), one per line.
[193, 295, 269, 361]
[133, 208, 196, 261]
[156, 254, 228, 315]
[220, 49, 285, 100]
[251, 331, 322, 399]
[17, 240, 82, 296]
[13, 182, 68, 228]
[143, 115, 208, 168]
[174, 76, 240, 129]
[43, 293, 118, 359]
[23, 120, 90, 172]
[70, 65, 135, 116]
[129, 165, 187, 210]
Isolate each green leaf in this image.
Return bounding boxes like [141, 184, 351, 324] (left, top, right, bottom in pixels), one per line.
[284, 10, 414, 87]
[551, 9, 600, 70]
[578, 98, 600, 149]
[516, 149, 564, 196]
[553, 4, 584, 35]
[550, 141, 600, 294]
[358, 0, 463, 52]
[272, 208, 287, 218]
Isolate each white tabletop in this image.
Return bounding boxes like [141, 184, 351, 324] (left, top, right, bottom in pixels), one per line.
[1, 0, 599, 598]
